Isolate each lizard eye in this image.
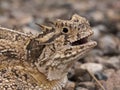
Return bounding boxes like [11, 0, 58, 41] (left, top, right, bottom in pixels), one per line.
[62, 28, 69, 33]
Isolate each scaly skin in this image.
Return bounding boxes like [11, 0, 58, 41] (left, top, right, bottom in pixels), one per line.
[0, 14, 97, 90]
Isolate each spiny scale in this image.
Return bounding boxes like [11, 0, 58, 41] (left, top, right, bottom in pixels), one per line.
[0, 14, 97, 90]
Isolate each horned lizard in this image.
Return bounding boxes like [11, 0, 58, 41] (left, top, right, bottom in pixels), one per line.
[0, 14, 97, 90]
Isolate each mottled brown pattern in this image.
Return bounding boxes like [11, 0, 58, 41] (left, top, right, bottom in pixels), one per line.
[0, 14, 97, 90]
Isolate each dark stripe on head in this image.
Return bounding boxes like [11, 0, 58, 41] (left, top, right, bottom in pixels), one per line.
[45, 33, 62, 43]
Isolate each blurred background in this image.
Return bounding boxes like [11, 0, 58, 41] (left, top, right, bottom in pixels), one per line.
[0, 0, 120, 90]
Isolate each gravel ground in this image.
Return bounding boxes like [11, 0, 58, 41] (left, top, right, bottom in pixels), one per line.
[0, 0, 120, 90]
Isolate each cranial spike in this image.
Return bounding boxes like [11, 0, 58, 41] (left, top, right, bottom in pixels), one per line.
[71, 14, 79, 22]
[71, 14, 83, 22]
[71, 14, 88, 24]
[35, 23, 52, 32]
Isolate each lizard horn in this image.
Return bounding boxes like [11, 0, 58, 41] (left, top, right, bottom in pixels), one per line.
[35, 23, 52, 32]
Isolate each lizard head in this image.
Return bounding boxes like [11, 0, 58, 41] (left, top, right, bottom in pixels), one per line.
[37, 14, 97, 59]
[35, 14, 97, 81]
[52, 14, 97, 52]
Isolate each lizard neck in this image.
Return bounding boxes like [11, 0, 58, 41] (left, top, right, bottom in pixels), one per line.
[26, 64, 68, 90]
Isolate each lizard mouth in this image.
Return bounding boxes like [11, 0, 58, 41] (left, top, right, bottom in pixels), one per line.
[71, 37, 89, 46]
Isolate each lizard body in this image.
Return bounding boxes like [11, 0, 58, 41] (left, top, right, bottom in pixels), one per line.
[0, 14, 97, 90]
